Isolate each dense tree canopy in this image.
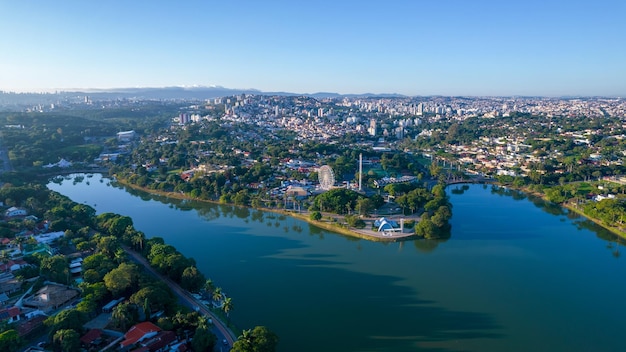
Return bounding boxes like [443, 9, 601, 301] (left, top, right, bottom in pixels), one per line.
[103, 262, 140, 297]
[231, 326, 279, 352]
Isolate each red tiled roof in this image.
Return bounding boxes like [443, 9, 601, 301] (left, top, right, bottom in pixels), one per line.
[0, 259, 28, 272]
[0, 306, 19, 321]
[16, 315, 46, 337]
[120, 322, 161, 347]
[143, 330, 176, 351]
[80, 328, 102, 345]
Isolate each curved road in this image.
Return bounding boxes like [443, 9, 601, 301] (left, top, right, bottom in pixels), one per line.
[122, 245, 237, 349]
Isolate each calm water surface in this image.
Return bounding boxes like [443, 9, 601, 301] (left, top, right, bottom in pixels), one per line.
[48, 175, 626, 352]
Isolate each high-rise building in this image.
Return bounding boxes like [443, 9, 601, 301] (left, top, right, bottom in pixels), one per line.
[417, 103, 424, 116]
[368, 118, 377, 136]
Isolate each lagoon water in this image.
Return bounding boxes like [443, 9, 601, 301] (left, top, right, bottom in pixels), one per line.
[48, 174, 626, 352]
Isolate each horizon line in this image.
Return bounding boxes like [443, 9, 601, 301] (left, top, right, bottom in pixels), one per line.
[0, 86, 623, 99]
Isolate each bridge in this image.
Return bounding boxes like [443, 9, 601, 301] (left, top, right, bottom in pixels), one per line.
[445, 176, 494, 186]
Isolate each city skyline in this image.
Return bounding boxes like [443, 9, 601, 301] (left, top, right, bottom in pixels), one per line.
[1, 0, 625, 97]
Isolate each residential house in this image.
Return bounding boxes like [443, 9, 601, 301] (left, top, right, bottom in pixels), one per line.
[120, 321, 161, 350]
[0, 258, 29, 273]
[137, 330, 177, 352]
[0, 273, 21, 295]
[80, 329, 103, 348]
[5, 207, 27, 218]
[0, 306, 20, 323]
[15, 315, 46, 338]
[22, 283, 80, 313]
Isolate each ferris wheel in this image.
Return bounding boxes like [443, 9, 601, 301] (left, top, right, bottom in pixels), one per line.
[318, 165, 335, 190]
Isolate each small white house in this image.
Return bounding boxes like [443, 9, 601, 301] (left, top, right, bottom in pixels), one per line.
[34, 231, 65, 244]
[5, 207, 27, 218]
[43, 158, 72, 168]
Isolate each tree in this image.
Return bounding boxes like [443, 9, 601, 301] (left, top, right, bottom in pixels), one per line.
[82, 269, 101, 284]
[114, 247, 128, 264]
[131, 231, 146, 252]
[108, 216, 134, 237]
[70, 204, 96, 224]
[203, 279, 215, 294]
[415, 217, 438, 239]
[76, 296, 98, 317]
[370, 194, 385, 209]
[0, 330, 21, 352]
[130, 285, 175, 313]
[79, 282, 108, 303]
[104, 262, 139, 297]
[162, 253, 190, 281]
[213, 287, 223, 302]
[53, 329, 80, 352]
[313, 188, 362, 214]
[355, 198, 374, 216]
[233, 190, 250, 206]
[82, 253, 116, 278]
[222, 296, 233, 317]
[40, 255, 70, 284]
[45, 309, 85, 335]
[309, 211, 322, 221]
[231, 326, 279, 352]
[180, 266, 205, 293]
[96, 235, 120, 258]
[11, 236, 27, 253]
[112, 302, 138, 331]
[345, 215, 366, 229]
[191, 325, 217, 352]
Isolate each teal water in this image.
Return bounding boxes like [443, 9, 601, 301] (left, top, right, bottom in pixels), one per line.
[48, 175, 626, 352]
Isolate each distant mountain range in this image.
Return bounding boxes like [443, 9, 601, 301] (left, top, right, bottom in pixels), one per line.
[0, 86, 406, 108]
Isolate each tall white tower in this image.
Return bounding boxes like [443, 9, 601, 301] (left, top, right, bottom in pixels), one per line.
[359, 153, 363, 191]
[417, 103, 424, 116]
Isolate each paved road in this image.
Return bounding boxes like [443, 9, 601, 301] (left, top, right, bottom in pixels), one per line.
[122, 245, 237, 349]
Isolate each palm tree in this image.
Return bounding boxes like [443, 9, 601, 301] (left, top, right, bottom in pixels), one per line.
[112, 302, 136, 331]
[196, 315, 209, 329]
[203, 279, 214, 294]
[131, 232, 145, 252]
[25, 197, 39, 212]
[238, 328, 253, 346]
[11, 236, 26, 253]
[212, 287, 223, 303]
[222, 297, 233, 318]
[114, 248, 127, 264]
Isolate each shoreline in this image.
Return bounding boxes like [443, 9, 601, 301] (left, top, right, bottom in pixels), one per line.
[509, 184, 626, 241]
[113, 176, 418, 242]
[66, 172, 626, 242]
[562, 202, 626, 241]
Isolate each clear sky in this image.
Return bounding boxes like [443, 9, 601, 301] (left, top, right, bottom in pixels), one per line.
[1, 0, 625, 96]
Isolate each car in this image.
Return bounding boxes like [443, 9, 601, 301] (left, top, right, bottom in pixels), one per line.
[222, 339, 228, 345]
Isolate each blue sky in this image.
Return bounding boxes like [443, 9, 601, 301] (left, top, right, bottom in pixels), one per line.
[1, 0, 624, 96]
